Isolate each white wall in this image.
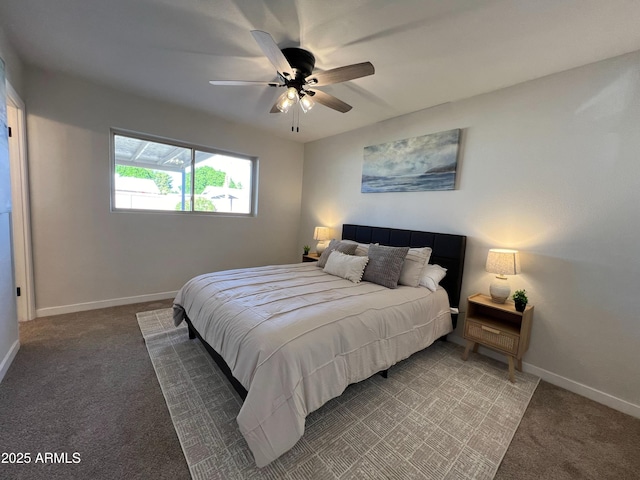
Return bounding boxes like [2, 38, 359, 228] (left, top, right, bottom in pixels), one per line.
[300, 50, 640, 416]
[25, 67, 304, 315]
[0, 27, 23, 95]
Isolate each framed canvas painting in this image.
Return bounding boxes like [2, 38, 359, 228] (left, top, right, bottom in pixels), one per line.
[361, 128, 460, 193]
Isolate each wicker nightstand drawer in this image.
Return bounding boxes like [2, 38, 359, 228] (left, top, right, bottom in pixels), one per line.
[464, 318, 520, 355]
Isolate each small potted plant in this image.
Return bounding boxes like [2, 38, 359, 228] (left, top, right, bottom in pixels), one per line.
[303, 245, 310, 255]
[512, 289, 528, 312]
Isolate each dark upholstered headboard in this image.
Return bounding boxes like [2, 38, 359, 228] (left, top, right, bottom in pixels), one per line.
[342, 224, 467, 323]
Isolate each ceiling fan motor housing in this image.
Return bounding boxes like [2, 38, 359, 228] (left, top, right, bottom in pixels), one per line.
[281, 47, 316, 83]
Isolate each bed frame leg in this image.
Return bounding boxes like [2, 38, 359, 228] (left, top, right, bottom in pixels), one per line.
[188, 324, 196, 340]
[380, 369, 388, 379]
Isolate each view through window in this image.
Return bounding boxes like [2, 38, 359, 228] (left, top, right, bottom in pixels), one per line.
[112, 131, 256, 215]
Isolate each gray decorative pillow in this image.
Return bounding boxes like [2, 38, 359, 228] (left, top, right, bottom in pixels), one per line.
[342, 240, 379, 257]
[317, 240, 358, 268]
[362, 244, 410, 289]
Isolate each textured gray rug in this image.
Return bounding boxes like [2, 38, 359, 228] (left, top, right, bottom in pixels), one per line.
[137, 309, 539, 479]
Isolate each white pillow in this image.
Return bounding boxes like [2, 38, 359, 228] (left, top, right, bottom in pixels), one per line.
[342, 240, 376, 257]
[419, 264, 447, 291]
[399, 247, 433, 287]
[324, 251, 369, 283]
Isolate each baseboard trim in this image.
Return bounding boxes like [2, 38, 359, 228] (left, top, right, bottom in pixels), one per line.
[0, 339, 20, 383]
[448, 335, 640, 419]
[35, 291, 178, 318]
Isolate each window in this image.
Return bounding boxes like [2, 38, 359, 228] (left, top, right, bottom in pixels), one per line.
[111, 130, 257, 216]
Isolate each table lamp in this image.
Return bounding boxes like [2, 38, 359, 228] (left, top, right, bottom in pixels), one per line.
[313, 227, 332, 255]
[485, 248, 521, 303]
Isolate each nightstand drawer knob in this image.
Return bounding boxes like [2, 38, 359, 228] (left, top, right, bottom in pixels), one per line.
[481, 325, 501, 335]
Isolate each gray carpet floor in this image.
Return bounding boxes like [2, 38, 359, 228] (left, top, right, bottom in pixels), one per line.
[1, 299, 639, 479]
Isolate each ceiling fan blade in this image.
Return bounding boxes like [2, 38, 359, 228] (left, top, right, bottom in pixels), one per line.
[250, 30, 293, 78]
[308, 90, 352, 113]
[209, 80, 281, 87]
[305, 62, 374, 87]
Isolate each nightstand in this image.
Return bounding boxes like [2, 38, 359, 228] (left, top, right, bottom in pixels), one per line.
[302, 254, 319, 262]
[462, 293, 534, 383]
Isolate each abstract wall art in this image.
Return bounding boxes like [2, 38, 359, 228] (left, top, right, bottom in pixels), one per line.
[362, 128, 461, 193]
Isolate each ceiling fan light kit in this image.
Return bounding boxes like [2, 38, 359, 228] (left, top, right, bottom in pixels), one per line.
[209, 30, 375, 130]
[275, 87, 299, 113]
[299, 94, 315, 113]
[276, 87, 316, 114]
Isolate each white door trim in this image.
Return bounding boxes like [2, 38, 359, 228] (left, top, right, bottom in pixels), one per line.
[6, 81, 35, 321]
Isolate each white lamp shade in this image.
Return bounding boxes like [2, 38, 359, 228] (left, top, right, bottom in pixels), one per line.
[313, 226, 332, 255]
[485, 249, 521, 276]
[313, 227, 332, 241]
[486, 248, 520, 303]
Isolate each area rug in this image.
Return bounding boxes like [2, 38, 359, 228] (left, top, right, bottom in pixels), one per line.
[137, 308, 539, 480]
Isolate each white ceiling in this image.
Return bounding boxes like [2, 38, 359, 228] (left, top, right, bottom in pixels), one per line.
[2, 0, 640, 143]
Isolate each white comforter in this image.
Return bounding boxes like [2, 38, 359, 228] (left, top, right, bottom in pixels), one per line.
[173, 263, 452, 467]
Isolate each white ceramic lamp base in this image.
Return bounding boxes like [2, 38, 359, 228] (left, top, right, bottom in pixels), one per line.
[316, 240, 329, 256]
[489, 276, 510, 303]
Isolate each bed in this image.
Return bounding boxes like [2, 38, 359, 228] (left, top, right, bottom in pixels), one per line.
[172, 224, 466, 467]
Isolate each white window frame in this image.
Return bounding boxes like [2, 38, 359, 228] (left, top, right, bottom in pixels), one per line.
[110, 128, 258, 217]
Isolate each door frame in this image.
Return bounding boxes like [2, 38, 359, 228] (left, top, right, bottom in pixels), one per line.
[7, 81, 35, 321]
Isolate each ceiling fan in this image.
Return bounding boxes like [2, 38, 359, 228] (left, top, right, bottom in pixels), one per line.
[209, 30, 375, 116]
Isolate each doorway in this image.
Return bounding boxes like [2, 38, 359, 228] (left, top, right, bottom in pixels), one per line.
[6, 82, 35, 321]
